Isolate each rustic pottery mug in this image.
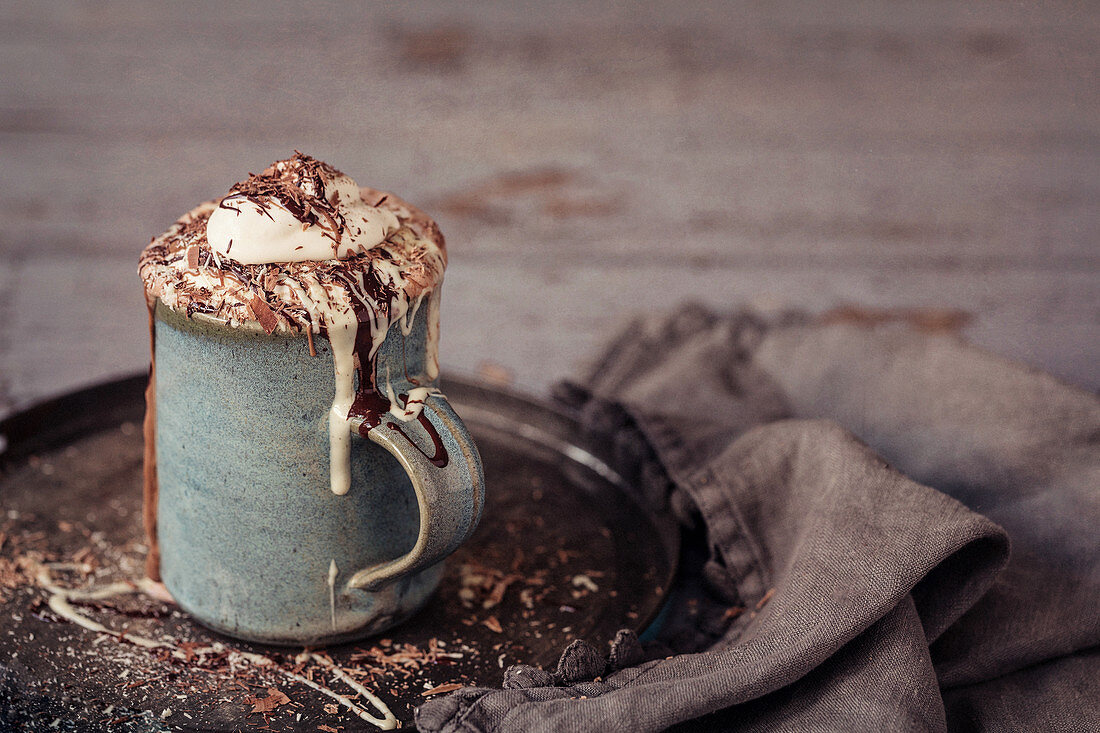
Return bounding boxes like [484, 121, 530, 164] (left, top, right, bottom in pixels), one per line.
[152, 299, 484, 645]
[143, 155, 485, 645]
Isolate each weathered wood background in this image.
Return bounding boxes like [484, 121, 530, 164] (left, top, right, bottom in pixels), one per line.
[1, 1, 1096, 415]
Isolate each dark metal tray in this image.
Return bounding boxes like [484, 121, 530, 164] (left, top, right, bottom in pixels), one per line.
[0, 374, 677, 731]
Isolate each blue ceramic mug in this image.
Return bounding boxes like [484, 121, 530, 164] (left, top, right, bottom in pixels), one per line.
[152, 297, 484, 645]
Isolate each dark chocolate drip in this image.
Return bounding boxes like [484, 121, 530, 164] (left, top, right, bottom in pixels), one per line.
[351, 360, 450, 468]
[351, 389, 392, 435]
[384, 391, 449, 468]
[344, 260, 411, 433]
[349, 317, 391, 434]
[416, 412, 449, 468]
[386, 413, 449, 469]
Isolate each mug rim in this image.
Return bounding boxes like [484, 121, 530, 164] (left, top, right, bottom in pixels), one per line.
[154, 299, 299, 339]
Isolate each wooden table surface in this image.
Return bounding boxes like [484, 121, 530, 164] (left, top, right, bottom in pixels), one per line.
[1, 1, 1097, 416]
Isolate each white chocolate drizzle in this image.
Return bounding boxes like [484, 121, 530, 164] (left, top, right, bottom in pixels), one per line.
[425, 287, 442, 381]
[385, 382, 439, 422]
[326, 307, 359, 496]
[327, 558, 339, 631]
[35, 564, 398, 730]
[401, 291, 426, 337]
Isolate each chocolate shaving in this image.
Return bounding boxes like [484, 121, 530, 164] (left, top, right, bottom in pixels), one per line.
[248, 293, 279, 334]
[226, 152, 345, 247]
[421, 682, 464, 697]
[245, 687, 291, 714]
[483, 574, 522, 609]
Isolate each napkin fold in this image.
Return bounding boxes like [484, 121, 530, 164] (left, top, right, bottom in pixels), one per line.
[417, 305, 1100, 732]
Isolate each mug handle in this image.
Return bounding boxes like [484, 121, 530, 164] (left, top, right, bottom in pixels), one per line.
[346, 394, 485, 592]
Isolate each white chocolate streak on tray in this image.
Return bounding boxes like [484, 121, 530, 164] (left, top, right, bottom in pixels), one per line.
[34, 563, 400, 730]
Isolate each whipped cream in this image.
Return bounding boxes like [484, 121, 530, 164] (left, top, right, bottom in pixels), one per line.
[206, 153, 401, 264]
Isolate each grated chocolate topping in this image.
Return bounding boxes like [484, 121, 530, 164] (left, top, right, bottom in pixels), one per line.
[138, 187, 446, 335]
[223, 151, 346, 246]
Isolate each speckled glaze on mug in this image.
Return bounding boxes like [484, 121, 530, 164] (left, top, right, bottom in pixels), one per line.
[153, 299, 483, 645]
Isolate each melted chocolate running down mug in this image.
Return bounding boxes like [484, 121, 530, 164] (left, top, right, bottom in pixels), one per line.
[138, 154, 484, 645]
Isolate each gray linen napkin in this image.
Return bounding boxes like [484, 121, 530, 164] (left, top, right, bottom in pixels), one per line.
[417, 305, 1100, 732]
